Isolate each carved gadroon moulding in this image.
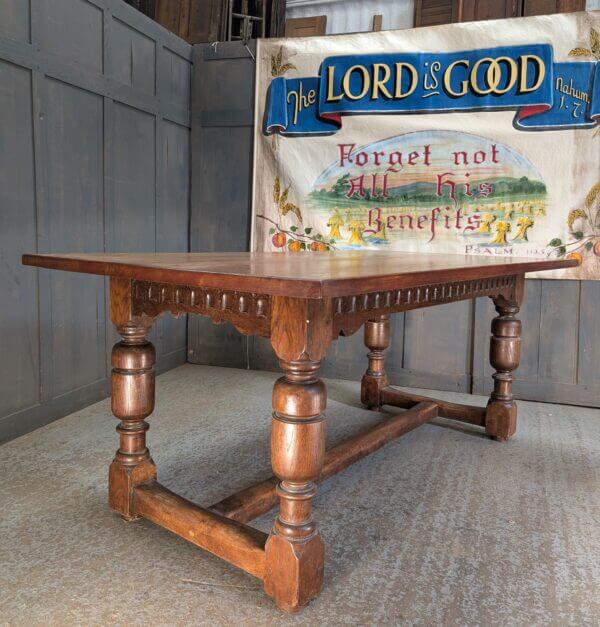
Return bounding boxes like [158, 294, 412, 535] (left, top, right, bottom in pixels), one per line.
[132, 280, 271, 337]
[331, 275, 517, 337]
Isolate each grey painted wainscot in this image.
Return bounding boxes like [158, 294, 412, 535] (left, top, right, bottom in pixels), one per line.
[0, 0, 192, 443]
[188, 41, 600, 409]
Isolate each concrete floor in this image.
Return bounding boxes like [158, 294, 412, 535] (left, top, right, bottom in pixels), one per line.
[1, 364, 599, 626]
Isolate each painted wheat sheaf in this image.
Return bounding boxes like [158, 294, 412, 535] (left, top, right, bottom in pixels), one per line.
[269, 47, 296, 150]
[258, 177, 336, 252]
[568, 28, 600, 60]
[548, 181, 600, 265]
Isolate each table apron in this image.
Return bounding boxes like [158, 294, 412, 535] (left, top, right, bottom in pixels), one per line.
[129, 273, 520, 340]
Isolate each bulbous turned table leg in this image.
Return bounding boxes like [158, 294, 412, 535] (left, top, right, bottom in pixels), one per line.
[485, 296, 521, 442]
[264, 359, 326, 612]
[108, 323, 157, 520]
[361, 315, 390, 410]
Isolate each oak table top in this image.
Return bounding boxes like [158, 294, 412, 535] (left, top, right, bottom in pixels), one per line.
[22, 251, 577, 298]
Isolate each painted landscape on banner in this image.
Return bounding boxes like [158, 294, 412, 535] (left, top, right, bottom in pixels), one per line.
[251, 12, 600, 279]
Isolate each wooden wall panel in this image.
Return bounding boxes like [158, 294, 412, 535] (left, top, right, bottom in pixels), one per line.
[473, 280, 543, 383]
[0, 0, 30, 42]
[578, 281, 600, 387]
[188, 42, 255, 369]
[187, 0, 228, 43]
[196, 54, 256, 115]
[192, 127, 252, 248]
[538, 280, 580, 384]
[109, 17, 156, 95]
[524, 0, 587, 14]
[110, 104, 156, 249]
[37, 0, 103, 72]
[0, 60, 38, 417]
[458, 0, 517, 21]
[415, 0, 587, 26]
[327, 328, 369, 381]
[513, 280, 543, 380]
[157, 120, 190, 359]
[154, 0, 228, 44]
[188, 123, 254, 368]
[0, 0, 192, 444]
[284, 16, 328, 37]
[473, 280, 600, 407]
[154, 0, 189, 39]
[160, 48, 191, 106]
[105, 103, 157, 354]
[414, 0, 456, 27]
[402, 301, 473, 391]
[41, 79, 105, 397]
[523, 0, 559, 15]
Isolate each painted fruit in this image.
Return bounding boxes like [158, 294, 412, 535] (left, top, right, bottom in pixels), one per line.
[288, 240, 302, 252]
[567, 252, 583, 264]
[318, 242, 328, 251]
[594, 241, 600, 257]
[310, 241, 320, 251]
[272, 232, 286, 248]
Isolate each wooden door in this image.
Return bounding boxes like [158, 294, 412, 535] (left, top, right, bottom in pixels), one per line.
[414, 0, 458, 27]
[523, 0, 585, 14]
[155, 0, 227, 43]
[414, 0, 586, 26]
[155, 0, 188, 39]
[523, 0, 558, 14]
[458, 0, 520, 21]
[284, 16, 327, 37]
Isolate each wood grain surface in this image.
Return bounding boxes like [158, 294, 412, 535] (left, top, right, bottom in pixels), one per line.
[22, 252, 577, 298]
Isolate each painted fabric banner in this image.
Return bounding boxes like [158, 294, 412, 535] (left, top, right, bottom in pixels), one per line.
[251, 12, 600, 279]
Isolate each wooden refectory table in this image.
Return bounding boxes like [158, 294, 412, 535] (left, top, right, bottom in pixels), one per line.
[22, 251, 576, 612]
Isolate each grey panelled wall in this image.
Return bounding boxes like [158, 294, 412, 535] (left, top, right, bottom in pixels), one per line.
[473, 279, 600, 406]
[0, 0, 192, 443]
[188, 41, 600, 408]
[188, 41, 256, 369]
